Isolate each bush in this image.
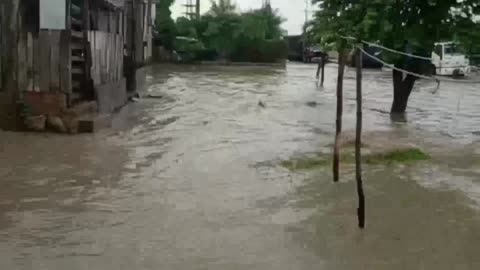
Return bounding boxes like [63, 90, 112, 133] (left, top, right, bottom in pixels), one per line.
[172, 3, 287, 63]
[229, 39, 288, 63]
[173, 37, 205, 62]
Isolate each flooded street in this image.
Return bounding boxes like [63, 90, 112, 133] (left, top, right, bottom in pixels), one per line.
[1, 63, 480, 269]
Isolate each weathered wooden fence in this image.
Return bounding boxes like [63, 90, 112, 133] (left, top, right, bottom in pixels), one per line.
[88, 31, 124, 87]
[32, 31, 72, 93]
[1, 30, 71, 94]
[1, 30, 124, 93]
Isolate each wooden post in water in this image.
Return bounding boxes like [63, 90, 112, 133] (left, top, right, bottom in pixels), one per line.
[355, 45, 366, 228]
[333, 51, 345, 183]
[315, 55, 326, 86]
[321, 55, 326, 86]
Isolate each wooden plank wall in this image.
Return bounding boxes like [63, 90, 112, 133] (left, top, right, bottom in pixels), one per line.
[21, 30, 71, 94]
[88, 31, 124, 87]
[135, 1, 145, 64]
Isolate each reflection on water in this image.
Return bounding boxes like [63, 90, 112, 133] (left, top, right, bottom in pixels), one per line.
[1, 63, 480, 269]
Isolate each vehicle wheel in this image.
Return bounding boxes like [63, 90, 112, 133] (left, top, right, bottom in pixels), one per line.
[453, 69, 464, 78]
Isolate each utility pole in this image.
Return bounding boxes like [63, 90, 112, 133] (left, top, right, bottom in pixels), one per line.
[196, 0, 200, 18]
[302, 0, 310, 62]
[304, 0, 309, 24]
[184, 0, 200, 19]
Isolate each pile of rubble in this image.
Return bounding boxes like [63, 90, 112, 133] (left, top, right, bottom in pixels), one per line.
[24, 102, 98, 134]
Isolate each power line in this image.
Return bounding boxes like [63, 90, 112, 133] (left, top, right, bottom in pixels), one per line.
[356, 45, 480, 86]
[337, 36, 480, 85]
[356, 46, 440, 88]
[339, 35, 432, 61]
[183, 0, 200, 19]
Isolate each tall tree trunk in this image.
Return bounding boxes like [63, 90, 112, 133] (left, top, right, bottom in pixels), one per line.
[390, 69, 416, 115]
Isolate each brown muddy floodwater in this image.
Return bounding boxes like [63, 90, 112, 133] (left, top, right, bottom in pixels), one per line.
[1, 63, 480, 269]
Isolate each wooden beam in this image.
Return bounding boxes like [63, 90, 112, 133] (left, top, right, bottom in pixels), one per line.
[333, 50, 345, 183]
[355, 45, 365, 229]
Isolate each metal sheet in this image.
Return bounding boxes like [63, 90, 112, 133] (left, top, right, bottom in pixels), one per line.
[40, 0, 66, 30]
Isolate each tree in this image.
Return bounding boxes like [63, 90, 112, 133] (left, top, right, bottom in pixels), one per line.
[207, 0, 236, 17]
[176, 17, 199, 39]
[312, 0, 478, 115]
[202, 13, 240, 59]
[155, 0, 176, 50]
[172, 1, 286, 62]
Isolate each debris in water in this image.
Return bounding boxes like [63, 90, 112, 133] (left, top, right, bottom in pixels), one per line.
[146, 94, 164, 99]
[258, 100, 266, 108]
[128, 93, 140, 102]
[306, 101, 319, 108]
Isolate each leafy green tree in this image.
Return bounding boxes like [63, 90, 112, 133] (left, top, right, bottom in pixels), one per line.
[202, 15, 240, 59]
[176, 17, 199, 39]
[171, 0, 286, 62]
[207, 0, 236, 17]
[155, 0, 176, 50]
[312, 0, 478, 114]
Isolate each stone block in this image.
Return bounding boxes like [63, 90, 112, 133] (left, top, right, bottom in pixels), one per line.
[25, 115, 46, 131]
[46, 115, 67, 133]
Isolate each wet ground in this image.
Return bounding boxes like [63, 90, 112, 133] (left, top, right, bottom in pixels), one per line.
[1, 63, 480, 269]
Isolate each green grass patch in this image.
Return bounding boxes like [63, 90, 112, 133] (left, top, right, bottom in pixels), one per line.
[281, 147, 430, 171]
[364, 148, 430, 164]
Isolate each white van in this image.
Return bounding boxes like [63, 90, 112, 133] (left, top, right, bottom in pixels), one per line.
[431, 42, 470, 76]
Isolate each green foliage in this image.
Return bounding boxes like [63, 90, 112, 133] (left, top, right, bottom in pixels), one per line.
[230, 39, 288, 63]
[366, 148, 430, 164]
[202, 12, 240, 58]
[281, 147, 430, 171]
[311, 0, 479, 68]
[207, 0, 237, 17]
[174, 1, 286, 62]
[175, 17, 199, 39]
[173, 37, 205, 62]
[154, 0, 176, 50]
[443, 16, 480, 56]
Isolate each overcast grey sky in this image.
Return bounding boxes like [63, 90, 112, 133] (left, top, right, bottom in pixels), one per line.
[171, 0, 315, 35]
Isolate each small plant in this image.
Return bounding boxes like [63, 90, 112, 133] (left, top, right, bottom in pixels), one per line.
[281, 147, 430, 171]
[365, 148, 430, 164]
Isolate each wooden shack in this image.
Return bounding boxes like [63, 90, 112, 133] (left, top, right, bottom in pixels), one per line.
[0, 0, 145, 130]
